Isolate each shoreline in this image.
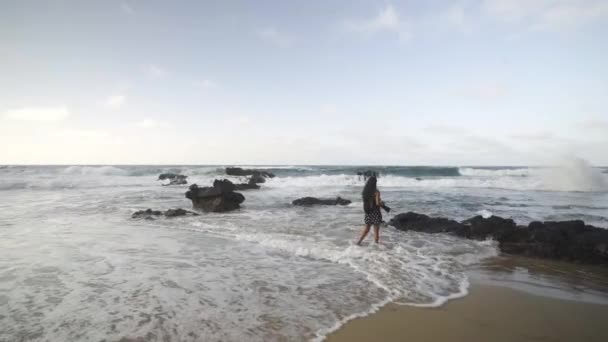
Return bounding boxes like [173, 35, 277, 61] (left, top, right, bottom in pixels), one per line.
[325, 282, 608, 342]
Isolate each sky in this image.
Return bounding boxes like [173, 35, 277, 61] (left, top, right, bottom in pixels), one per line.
[1, 0, 607, 165]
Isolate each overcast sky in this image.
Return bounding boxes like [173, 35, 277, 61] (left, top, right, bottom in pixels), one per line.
[1, 0, 607, 165]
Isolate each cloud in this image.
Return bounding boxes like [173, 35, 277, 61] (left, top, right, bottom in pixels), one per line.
[425, 124, 467, 135]
[120, 2, 134, 14]
[136, 118, 170, 129]
[455, 81, 507, 100]
[320, 103, 338, 115]
[54, 128, 111, 140]
[441, 4, 475, 32]
[3, 106, 69, 121]
[256, 27, 293, 47]
[344, 4, 410, 39]
[192, 79, 218, 89]
[535, 2, 608, 31]
[224, 116, 252, 127]
[578, 119, 608, 133]
[105, 95, 126, 108]
[509, 130, 555, 140]
[145, 64, 170, 79]
[482, 0, 608, 31]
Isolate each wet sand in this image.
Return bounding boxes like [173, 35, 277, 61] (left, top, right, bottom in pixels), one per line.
[326, 284, 608, 342]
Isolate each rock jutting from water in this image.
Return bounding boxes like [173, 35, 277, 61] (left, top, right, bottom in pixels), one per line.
[292, 197, 352, 206]
[185, 179, 245, 212]
[233, 177, 262, 190]
[131, 208, 199, 220]
[158, 173, 188, 186]
[225, 167, 275, 178]
[356, 170, 379, 181]
[389, 212, 608, 265]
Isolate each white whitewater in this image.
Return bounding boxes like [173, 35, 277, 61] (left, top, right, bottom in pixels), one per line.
[0, 163, 607, 341]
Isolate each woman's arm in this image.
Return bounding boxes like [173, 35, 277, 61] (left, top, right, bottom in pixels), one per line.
[375, 191, 381, 206]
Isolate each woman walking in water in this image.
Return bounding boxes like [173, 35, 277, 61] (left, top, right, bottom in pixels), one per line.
[357, 176, 384, 245]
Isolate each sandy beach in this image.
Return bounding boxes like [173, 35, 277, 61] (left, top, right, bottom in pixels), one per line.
[326, 283, 608, 342]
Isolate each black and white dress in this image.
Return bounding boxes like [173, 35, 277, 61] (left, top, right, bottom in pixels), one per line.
[364, 192, 383, 225]
[364, 207, 383, 225]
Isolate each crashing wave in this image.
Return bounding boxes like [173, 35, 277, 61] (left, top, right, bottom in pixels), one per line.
[459, 167, 530, 177]
[62, 166, 129, 176]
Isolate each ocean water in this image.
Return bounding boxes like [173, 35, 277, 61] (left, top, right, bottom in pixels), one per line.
[1, 164, 608, 341]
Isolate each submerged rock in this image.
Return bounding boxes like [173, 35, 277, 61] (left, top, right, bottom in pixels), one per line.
[234, 182, 261, 191]
[158, 173, 188, 186]
[292, 197, 351, 206]
[132, 209, 163, 220]
[249, 174, 266, 184]
[233, 176, 264, 190]
[164, 208, 199, 217]
[225, 167, 275, 178]
[185, 180, 245, 212]
[132, 208, 199, 220]
[357, 170, 379, 181]
[389, 212, 608, 265]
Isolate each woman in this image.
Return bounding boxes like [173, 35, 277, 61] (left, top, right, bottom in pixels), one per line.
[357, 176, 383, 245]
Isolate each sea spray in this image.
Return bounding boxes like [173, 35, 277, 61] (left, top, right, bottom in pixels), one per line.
[540, 157, 608, 192]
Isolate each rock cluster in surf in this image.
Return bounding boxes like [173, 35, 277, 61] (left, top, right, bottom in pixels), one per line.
[158, 173, 188, 186]
[226, 167, 275, 179]
[292, 197, 352, 206]
[185, 180, 246, 212]
[169, 168, 273, 213]
[132, 208, 199, 220]
[356, 170, 379, 181]
[389, 212, 608, 265]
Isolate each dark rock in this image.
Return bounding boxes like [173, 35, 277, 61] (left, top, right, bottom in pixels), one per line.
[164, 208, 199, 217]
[232, 176, 263, 190]
[292, 197, 351, 206]
[158, 173, 186, 181]
[234, 182, 261, 190]
[388, 212, 464, 234]
[249, 174, 266, 184]
[515, 220, 605, 263]
[388, 211, 608, 265]
[132, 209, 163, 219]
[132, 208, 199, 219]
[185, 180, 245, 212]
[226, 167, 275, 178]
[213, 179, 236, 193]
[461, 215, 517, 240]
[158, 173, 188, 185]
[165, 178, 188, 186]
[357, 170, 379, 181]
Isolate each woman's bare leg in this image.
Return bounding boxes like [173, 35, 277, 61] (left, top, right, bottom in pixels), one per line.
[373, 224, 380, 243]
[357, 225, 371, 245]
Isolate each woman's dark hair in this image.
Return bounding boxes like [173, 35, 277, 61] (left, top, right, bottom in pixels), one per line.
[362, 176, 377, 213]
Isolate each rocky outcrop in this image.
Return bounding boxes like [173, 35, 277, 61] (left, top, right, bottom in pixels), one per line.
[185, 180, 245, 212]
[158, 173, 188, 185]
[292, 197, 351, 206]
[249, 174, 267, 184]
[132, 208, 199, 220]
[132, 209, 163, 219]
[388, 212, 463, 234]
[164, 208, 199, 217]
[357, 170, 379, 181]
[234, 177, 261, 190]
[389, 212, 608, 265]
[225, 167, 275, 178]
